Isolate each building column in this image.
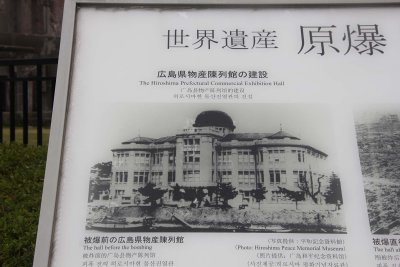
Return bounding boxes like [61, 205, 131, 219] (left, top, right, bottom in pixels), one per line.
[161, 150, 169, 188]
[200, 136, 213, 186]
[175, 138, 184, 185]
[231, 148, 239, 188]
[262, 148, 273, 195]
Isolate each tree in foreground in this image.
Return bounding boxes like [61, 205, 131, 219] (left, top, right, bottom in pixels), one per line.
[216, 182, 238, 207]
[324, 172, 343, 208]
[196, 188, 207, 207]
[298, 170, 325, 204]
[172, 183, 184, 201]
[183, 188, 197, 207]
[88, 161, 112, 201]
[92, 162, 112, 178]
[278, 186, 305, 209]
[250, 184, 267, 209]
[138, 183, 167, 206]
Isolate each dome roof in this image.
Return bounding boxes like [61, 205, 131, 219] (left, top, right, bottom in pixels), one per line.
[268, 130, 300, 140]
[122, 136, 154, 144]
[193, 110, 236, 130]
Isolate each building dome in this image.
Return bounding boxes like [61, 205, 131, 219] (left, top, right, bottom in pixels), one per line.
[193, 110, 236, 130]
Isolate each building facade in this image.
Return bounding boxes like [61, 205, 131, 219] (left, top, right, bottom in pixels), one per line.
[110, 110, 328, 205]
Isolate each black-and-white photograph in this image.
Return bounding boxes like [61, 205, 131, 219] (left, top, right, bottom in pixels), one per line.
[86, 103, 346, 233]
[355, 107, 400, 235]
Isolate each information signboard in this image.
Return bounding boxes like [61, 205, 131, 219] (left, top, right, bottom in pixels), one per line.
[34, 1, 400, 266]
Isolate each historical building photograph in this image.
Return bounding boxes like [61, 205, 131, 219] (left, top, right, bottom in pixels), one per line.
[355, 107, 400, 235]
[86, 103, 345, 233]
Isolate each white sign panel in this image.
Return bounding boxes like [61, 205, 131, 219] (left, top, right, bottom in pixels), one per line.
[34, 2, 400, 267]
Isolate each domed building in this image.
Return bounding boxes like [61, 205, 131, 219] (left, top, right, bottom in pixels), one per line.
[110, 110, 328, 206]
[193, 110, 236, 131]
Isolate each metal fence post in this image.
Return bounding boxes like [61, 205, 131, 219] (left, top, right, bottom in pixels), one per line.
[9, 65, 15, 142]
[36, 64, 43, 146]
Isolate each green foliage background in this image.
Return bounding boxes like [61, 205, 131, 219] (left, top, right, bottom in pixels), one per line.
[0, 144, 47, 267]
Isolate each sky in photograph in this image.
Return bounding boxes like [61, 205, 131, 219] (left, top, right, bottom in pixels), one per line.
[83, 102, 338, 165]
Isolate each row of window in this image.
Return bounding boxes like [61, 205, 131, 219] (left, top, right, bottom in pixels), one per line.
[266, 150, 286, 162]
[114, 149, 325, 167]
[220, 149, 283, 163]
[152, 152, 163, 165]
[183, 170, 200, 182]
[168, 172, 176, 183]
[153, 151, 176, 165]
[269, 170, 287, 185]
[183, 138, 200, 145]
[115, 171, 128, 183]
[114, 153, 129, 166]
[114, 170, 313, 185]
[217, 149, 321, 164]
[133, 171, 149, 184]
[133, 153, 151, 164]
[115, 171, 176, 184]
[294, 170, 307, 183]
[219, 170, 232, 183]
[238, 171, 256, 185]
[238, 150, 255, 163]
[151, 171, 163, 184]
[218, 150, 232, 163]
[184, 150, 200, 163]
[292, 150, 305, 162]
[114, 151, 176, 165]
[218, 171, 261, 184]
[115, 153, 129, 157]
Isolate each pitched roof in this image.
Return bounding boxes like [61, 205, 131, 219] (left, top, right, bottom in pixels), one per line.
[268, 130, 300, 140]
[122, 135, 177, 145]
[122, 131, 299, 145]
[221, 130, 300, 142]
[122, 136, 154, 144]
[153, 136, 177, 144]
[221, 133, 272, 142]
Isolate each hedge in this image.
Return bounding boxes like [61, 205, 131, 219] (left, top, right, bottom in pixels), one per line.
[0, 144, 47, 267]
